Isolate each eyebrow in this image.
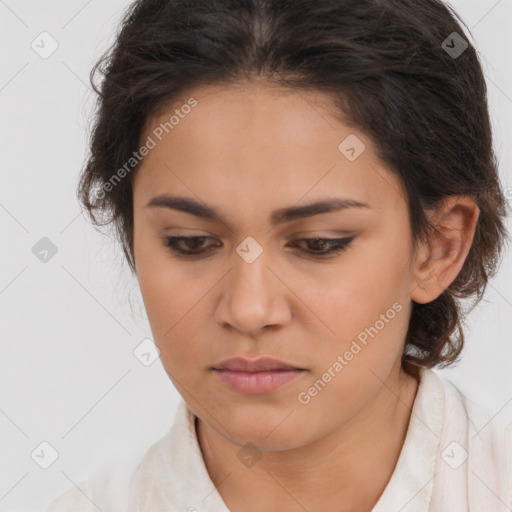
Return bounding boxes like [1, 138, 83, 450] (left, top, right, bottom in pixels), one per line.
[145, 194, 371, 228]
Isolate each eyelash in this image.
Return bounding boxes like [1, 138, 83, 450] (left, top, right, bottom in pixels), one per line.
[163, 235, 355, 259]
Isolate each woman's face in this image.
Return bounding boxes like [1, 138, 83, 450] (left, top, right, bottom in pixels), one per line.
[132, 82, 421, 450]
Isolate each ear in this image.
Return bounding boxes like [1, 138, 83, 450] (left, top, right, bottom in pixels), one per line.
[411, 196, 480, 304]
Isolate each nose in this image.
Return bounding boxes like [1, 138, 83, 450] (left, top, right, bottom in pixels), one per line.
[215, 251, 292, 336]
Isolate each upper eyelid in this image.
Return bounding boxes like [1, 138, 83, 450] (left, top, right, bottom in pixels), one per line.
[163, 231, 354, 239]
[164, 235, 353, 242]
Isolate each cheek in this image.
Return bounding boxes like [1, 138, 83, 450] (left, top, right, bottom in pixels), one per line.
[134, 233, 187, 338]
[134, 238, 211, 373]
[300, 251, 405, 335]
[300, 245, 411, 376]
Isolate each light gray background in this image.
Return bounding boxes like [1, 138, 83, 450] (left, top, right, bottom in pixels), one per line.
[1, 1, 511, 510]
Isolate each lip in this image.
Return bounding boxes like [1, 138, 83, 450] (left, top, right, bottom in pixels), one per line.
[212, 357, 306, 394]
[213, 356, 304, 372]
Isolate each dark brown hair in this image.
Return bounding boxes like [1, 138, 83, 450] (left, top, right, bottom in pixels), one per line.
[77, 0, 510, 375]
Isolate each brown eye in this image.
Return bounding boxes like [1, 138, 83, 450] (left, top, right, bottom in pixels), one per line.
[163, 236, 219, 256]
[163, 235, 355, 259]
[289, 236, 355, 257]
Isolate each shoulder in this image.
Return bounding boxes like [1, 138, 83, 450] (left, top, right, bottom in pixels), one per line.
[46, 479, 95, 512]
[45, 406, 189, 512]
[431, 369, 511, 450]
[436, 370, 512, 448]
[45, 456, 142, 512]
[431, 369, 512, 508]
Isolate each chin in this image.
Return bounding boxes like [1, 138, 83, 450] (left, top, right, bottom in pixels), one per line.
[212, 408, 310, 451]
[231, 425, 307, 452]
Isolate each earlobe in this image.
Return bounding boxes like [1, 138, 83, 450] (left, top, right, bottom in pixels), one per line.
[410, 196, 480, 304]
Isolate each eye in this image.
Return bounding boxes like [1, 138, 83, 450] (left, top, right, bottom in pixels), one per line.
[163, 236, 219, 257]
[163, 235, 355, 259]
[288, 236, 355, 258]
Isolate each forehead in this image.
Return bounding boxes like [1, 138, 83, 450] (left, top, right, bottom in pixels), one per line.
[133, 82, 406, 217]
[141, 82, 345, 163]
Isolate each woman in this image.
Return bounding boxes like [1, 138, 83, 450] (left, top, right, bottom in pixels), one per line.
[47, 0, 512, 510]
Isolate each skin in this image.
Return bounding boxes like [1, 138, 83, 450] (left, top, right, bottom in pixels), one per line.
[131, 81, 480, 511]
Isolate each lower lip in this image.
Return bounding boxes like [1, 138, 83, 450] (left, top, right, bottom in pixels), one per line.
[213, 369, 305, 394]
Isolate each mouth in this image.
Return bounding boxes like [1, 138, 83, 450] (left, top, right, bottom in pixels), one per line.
[212, 357, 307, 394]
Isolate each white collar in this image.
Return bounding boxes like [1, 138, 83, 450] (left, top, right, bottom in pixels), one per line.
[372, 368, 444, 511]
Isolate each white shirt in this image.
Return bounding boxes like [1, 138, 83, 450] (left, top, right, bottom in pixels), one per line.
[46, 368, 512, 511]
